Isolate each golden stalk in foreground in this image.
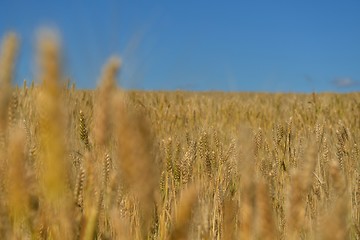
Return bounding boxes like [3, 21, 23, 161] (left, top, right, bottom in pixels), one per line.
[113, 89, 160, 239]
[0, 33, 18, 141]
[255, 180, 278, 239]
[36, 31, 73, 239]
[170, 184, 198, 240]
[82, 56, 121, 240]
[0, 32, 19, 239]
[94, 57, 121, 148]
[6, 126, 29, 237]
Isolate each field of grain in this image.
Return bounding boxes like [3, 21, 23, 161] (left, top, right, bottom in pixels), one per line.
[0, 33, 360, 239]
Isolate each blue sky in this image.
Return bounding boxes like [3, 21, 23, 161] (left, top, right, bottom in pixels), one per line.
[1, 0, 360, 92]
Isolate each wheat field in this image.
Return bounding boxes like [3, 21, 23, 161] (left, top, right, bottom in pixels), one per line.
[0, 32, 359, 239]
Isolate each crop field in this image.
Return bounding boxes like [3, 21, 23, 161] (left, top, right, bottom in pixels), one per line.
[1, 33, 360, 239]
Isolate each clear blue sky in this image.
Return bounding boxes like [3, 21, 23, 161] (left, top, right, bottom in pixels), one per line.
[1, 0, 360, 92]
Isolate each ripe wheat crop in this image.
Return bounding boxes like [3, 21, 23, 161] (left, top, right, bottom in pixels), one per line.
[0, 32, 359, 239]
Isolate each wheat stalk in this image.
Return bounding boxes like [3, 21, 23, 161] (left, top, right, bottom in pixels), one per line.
[36, 30, 73, 239]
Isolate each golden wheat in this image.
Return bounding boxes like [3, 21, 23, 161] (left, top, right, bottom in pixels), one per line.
[0, 31, 359, 239]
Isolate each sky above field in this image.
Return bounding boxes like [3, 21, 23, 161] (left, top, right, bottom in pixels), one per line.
[1, 0, 360, 92]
